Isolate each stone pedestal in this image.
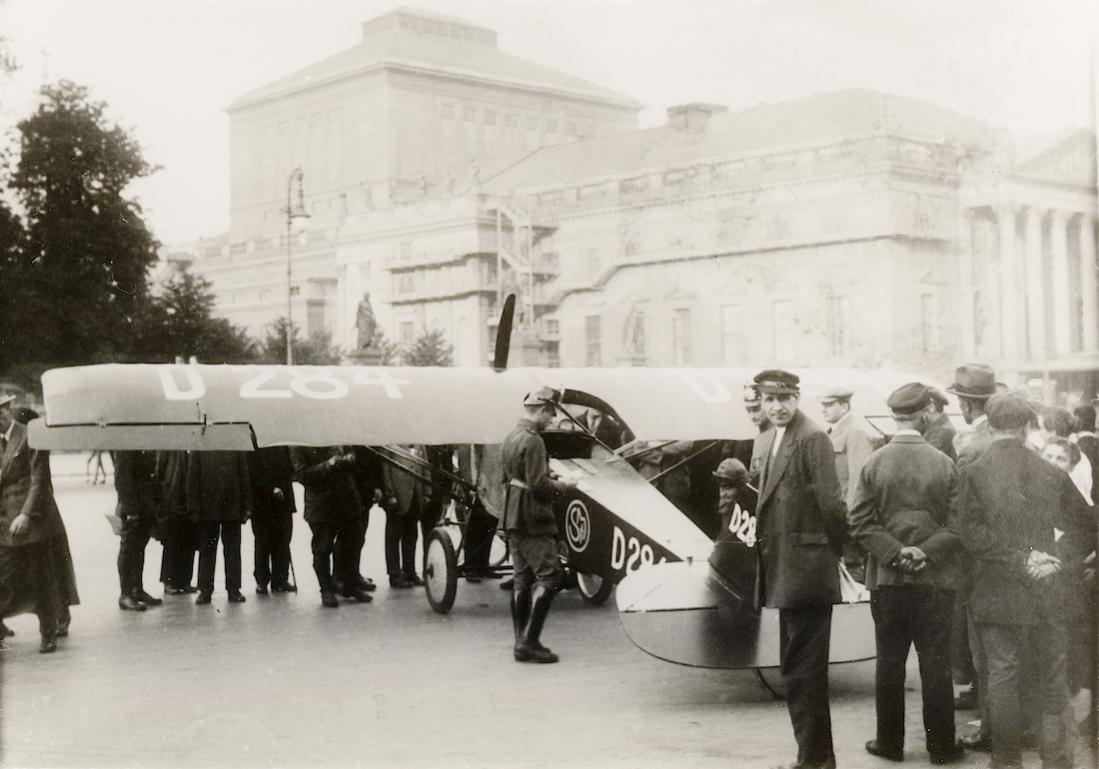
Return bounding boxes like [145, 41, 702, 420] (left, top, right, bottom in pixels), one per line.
[347, 347, 385, 366]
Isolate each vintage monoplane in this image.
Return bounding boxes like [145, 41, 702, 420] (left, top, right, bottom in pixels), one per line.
[27, 301, 939, 673]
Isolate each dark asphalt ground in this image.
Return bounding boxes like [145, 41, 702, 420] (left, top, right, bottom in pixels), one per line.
[0, 455, 1093, 768]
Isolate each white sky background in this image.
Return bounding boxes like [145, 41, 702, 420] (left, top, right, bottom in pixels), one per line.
[0, 0, 1096, 246]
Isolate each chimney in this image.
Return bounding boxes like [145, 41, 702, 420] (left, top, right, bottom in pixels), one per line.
[667, 102, 727, 130]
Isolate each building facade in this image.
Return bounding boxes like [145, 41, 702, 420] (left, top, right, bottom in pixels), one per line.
[183, 8, 1099, 401]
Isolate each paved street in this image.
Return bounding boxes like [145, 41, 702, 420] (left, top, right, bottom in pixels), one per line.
[0, 454, 1091, 768]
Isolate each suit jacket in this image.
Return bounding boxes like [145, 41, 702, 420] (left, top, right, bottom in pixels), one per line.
[848, 433, 963, 590]
[828, 413, 882, 510]
[186, 451, 252, 523]
[113, 450, 160, 519]
[922, 413, 958, 463]
[955, 417, 992, 470]
[381, 448, 428, 517]
[956, 438, 1095, 625]
[0, 421, 63, 547]
[247, 446, 296, 519]
[754, 410, 847, 608]
[290, 446, 362, 523]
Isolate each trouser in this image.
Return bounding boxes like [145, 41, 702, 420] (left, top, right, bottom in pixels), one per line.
[968, 609, 992, 739]
[252, 515, 293, 587]
[951, 591, 976, 685]
[779, 604, 835, 767]
[336, 507, 369, 586]
[160, 519, 199, 588]
[197, 521, 242, 593]
[508, 533, 563, 592]
[870, 586, 956, 755]
[309, 517, 358, 594]
[421, 498, 444, 558]
[385, 512, 419, 578]
[0, 541, 60, 640]
[463, 502, 498, 572]
[117, 513, 155, 596]
[977, 621, 1073, 769]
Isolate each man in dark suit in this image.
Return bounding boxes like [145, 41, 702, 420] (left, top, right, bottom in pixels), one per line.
[290, 446, 371, 607]
[956, 394, 1093, 769]
[753, 369, 846, 769]
[848, 383, 965, 764]
[247, 446, 297, 594]
[187, 451, 252, 605]
[0, 393, 65, 653]
[382, 447, 427, 588]
[113, 450, 163, 610]
[922, 389, 957, 462]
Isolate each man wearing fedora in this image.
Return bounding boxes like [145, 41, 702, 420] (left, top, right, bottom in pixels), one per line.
[848, 383, 965, 764]
[956, 393, 1093, 769]
[753, 369, 846, 769]
[948, 363, 997, 469]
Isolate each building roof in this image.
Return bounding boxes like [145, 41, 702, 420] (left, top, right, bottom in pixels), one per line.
[230, 8, 638, 111]
[481, 89, 1001, 193]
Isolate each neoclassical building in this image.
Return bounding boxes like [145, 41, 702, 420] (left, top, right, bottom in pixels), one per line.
[184, 7, 1099, 401]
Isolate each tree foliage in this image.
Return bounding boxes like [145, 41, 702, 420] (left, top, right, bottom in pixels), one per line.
[256, 316, 342, 366]
[403, 327, 453, 367]
[6, 80, 159, 365]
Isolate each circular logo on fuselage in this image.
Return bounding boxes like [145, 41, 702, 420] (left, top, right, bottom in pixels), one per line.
[565, 499, 591, 553]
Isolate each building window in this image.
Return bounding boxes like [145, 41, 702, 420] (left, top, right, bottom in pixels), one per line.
[585, 315, 602, 366]
[826, 295, 848, 357]
[772, 300, 795, 360]
[720, 305, 744, 363]
[672, 308, 692, 365]
[545, 318, 560, 336]
[399, 321, 414, 346]
[396, 273, 415, 295]
[920, 293, 939, 354]
[545, 342, 560, 368]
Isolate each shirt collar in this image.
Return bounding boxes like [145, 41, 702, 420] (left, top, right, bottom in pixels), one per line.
[2, 421, 13, 443]
[894, 429, 921, 437]
[973, 414, 988, 429]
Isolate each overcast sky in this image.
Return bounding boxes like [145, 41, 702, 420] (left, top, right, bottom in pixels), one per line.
[1, 0, 1095, 245]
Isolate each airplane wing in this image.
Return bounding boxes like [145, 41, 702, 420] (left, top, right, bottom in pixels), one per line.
[29, 363, 935, 450]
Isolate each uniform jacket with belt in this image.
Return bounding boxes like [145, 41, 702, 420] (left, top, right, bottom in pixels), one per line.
[290, 446, 362, 523]
[0, 420, 62, 547]
[957, 438, 1095, 625]
[186, 451, 252, 523]
[828, 412, 882, 510]
[247, 446, 297, 519]
[847, 433, 964, 590]
[922, 413, 958, 463]
[501, 418, 568, 536]
[113, 450, 160, 520]
[754, 410, 847, 608]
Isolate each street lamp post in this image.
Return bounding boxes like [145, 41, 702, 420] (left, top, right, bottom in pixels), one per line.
[285, 166, 309, 365]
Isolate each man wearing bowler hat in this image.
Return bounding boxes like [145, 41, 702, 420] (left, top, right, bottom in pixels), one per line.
[848, 383, 965, 764]
[956, 393, 1093, 769]
[753, 369, 846, 769]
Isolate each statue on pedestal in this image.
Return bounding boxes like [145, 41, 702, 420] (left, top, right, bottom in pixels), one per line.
[355, 293, 378, 352]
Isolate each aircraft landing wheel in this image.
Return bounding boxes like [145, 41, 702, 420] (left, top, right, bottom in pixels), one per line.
[424, 529, 458, 614]
[575, 571, 614, 605]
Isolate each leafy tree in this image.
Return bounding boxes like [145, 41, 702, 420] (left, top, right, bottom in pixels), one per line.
[403, 327, 452, 366]
[131, 268, 254, 363]
[7, 80, 159, 365]
[0, 199, 27, 372]
[256, 316, 342, 365]
[367, 328, 399, 365]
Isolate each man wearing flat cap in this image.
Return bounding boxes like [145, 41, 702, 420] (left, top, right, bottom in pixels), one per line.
[501, 387, 576, 664]
[819, 386, 881, 512]
[752, 369, 846, 769]
[955, 394, 1094, 769]
[744, 384, 772, 486]
[848, 383, 965, 764]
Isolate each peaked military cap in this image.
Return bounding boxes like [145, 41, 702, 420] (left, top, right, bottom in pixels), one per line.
[713, 457, 748, 484]
[946, 363, 996, 400]
[753, 369, 800, 395]
[986, 393, 1032, 430]
[522, 386, 559, 408]
[887, 382, 931, 415]
[928, 388, 949, 408]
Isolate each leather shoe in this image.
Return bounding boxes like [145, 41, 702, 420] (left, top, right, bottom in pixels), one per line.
[959, 733, 990, 751]
[39, 636, 57, 654]
[181, 585, 199, 594]
[271, 582, 297, 593]
[195, 590, 213, 605]
[356, 576, 377, 592]
[928, 742, 966, 764]
[405, 574, 425, 587]
[320, 591, 339, 608]
[341, 587, 374, 603]
[864, 740, 903, 761]
[954, 686, 978, 710]
[466, 574, 483, 583]
[389, 576, 412, 588]
[255, 584, 269, 595]
[227, 591, 246, 603]
[164, 586, 187, 595]
[514, 640, 559, 663]
[119, 594, 147, 611]
[135, 590, 162, 606]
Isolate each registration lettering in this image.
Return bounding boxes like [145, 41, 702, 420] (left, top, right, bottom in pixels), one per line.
[610, 526, 666, 574]
[157, 366, 206, 401]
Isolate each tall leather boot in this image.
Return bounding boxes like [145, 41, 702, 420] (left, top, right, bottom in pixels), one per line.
[516, 584, 558, 663]
[511, 585, 532, 660]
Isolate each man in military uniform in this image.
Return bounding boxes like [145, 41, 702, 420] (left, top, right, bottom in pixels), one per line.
[744, 384, 772, 487]
[502, 387, 575, 664]
[753, 370, 846, 769]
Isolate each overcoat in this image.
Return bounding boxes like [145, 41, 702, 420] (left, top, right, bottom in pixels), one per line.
[113, 450, 159, 519]
[289, 446, 361, 523]
[186, 451, 251, 523]
[754, 410, 846, 608]
[827, 412, 881, 509]
[0, 421, 63, 547]
[955, 416, 992, 469]
[922, 413, 958, 462]
[247, 446, 297, 519]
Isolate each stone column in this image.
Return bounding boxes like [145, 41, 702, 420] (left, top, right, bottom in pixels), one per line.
[1079, 213, 1098, 352]
[1023, 206, 1046, 360]
[1050, 209, 1072, 355]
[996, 205, 1021, 360]
[958, 210, 976, 357]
